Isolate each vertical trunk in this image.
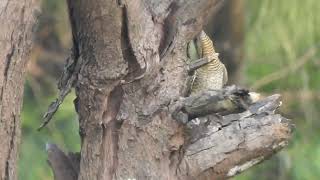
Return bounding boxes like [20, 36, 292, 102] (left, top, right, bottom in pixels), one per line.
[67, 0, 222, 179]
[47, 0, 291, 179]
[0, 0, 38, 179]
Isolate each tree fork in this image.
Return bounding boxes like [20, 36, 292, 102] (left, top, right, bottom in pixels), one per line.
[47, 0, 292, 179]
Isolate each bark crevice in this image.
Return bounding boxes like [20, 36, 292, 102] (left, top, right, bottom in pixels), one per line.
[158, 1, 179, 59]
[5, 114, 17, 180]
[175, 92, 291, 179]
[3, 45, 15, 78]
[0, 0, 38, 179]
[120, 6, 144, 83]
[44, 0, 293, 179]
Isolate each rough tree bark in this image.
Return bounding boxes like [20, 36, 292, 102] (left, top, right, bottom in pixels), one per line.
[0, 0, 38, 179]
[46, 0, 292, 180]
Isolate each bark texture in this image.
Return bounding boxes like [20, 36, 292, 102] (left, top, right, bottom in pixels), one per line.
[0, 0, 38, 179]
[47, 0, 292, 179]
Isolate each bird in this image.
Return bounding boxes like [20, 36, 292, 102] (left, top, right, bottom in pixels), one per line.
[187, 31, 228, 94]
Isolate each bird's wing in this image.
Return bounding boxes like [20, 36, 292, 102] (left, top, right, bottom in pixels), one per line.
[195, 35, 203, 58]
[187, 39, 200, 60]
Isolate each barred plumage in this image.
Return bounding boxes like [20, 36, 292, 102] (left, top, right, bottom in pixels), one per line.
[200, 31, 216, 57]
[190, 31, 228, 94]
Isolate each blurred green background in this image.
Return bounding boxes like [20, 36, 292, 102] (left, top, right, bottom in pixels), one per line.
[20, 0, 320, 179]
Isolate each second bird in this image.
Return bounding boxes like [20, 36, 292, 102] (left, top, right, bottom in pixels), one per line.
[188, 31, 228, 94]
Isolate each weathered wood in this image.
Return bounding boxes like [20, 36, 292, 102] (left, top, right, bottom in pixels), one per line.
[45, 0, 293, 179]
[47, 87, 292, 180]
[0, 1, 38, 179]
[187, 57, 213, 74]
[178, 94, 291, 179]
[60, 0, 226, 179]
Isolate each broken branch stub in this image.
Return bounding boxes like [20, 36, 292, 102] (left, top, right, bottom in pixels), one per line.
[171, 87, 293, 179]
[46, 144, 80, 180]
[46, 87, 292, 180]
[44, 0, 293, 178]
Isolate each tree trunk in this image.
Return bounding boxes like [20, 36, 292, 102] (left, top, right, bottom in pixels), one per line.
[46, 0, 292, 179]
[0, 0, 38, 179]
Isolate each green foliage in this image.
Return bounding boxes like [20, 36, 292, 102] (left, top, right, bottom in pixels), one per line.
[19, 0, 76, 179]
[19, 82, 80, 179]
[235, 0, 320, 179]
[19, 0, 320, 179]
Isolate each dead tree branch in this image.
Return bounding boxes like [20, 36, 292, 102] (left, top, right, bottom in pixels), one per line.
[45, 0, 293, 179]
[173, 91, 292, 179]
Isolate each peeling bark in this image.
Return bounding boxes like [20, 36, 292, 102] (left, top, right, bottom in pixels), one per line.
[177, 94, 291, 179]
[46, 0, 292, 179]
[0, 0, 38, 179]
